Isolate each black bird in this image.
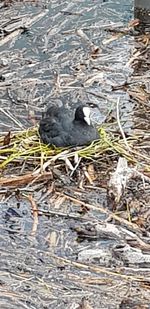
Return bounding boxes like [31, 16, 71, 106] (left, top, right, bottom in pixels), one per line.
[39, 105, 99, 147]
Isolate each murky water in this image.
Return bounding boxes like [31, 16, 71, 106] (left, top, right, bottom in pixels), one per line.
[0, 0, 133, 131]
[0, 1, 143, 309]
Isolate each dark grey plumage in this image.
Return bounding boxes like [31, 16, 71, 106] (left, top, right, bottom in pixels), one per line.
[39, 105, 99, 147]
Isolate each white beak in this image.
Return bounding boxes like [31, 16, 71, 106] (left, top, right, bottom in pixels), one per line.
[84, 116, 91, 125]
[83, 107, 91, 125]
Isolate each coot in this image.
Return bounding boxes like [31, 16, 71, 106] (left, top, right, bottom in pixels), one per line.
[39, 105, 99, 147]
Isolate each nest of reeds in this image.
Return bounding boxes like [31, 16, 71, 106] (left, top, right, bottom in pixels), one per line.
[0, 124, 149, 175]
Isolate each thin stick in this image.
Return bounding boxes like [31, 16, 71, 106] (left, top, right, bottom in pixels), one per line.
[64, 193, 139, 231]
[27, 194, 39, 236]
[116, 97, 130, 151]
[0, 108, 24, 129]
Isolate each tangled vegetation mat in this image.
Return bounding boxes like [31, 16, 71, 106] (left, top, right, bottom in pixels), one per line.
[0, 1, 150, 309]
